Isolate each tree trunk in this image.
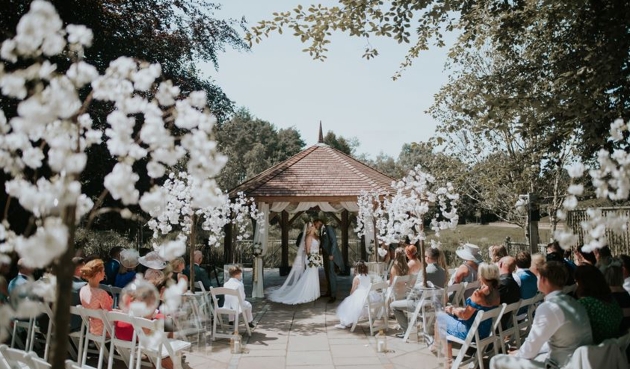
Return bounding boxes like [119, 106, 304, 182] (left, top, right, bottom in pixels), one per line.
[189, 213, 196, 292]
[50, 205, 77, 369]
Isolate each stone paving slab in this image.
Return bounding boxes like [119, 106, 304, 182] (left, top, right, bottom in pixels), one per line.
[179, 268, 442, 369]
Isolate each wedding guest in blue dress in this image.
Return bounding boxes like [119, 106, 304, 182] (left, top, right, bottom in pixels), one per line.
[435, 262, 501, 363]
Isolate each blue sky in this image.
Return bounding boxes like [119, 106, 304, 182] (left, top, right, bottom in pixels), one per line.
[204, 1, 455, 159]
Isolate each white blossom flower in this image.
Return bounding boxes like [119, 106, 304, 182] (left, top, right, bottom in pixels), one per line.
[15, 217, 68, 268]
[567, 184, 584, 196]
[104, 163, 139, 205]
[0, 74, 27, 99]
[155, 80, 180, 106]
[66, 24, 93, 47]
[567, 162, 585, 179]
[156, 237, 186, 261]
[188, 91, 207, 109]
[1, 39, 17, 62]
[67, 61, 98, 87]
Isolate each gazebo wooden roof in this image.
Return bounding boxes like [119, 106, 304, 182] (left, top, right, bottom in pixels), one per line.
[229, 143, 395, 202]
[226, 136, 396, 278]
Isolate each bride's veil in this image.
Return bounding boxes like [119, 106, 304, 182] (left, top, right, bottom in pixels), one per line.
[270, 223, 308, 295]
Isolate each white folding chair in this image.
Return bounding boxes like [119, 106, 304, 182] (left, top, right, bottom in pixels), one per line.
[108, 287, 122, 310]
[447, 304, 505, 369]
[173, 295, 205, 347]
[30, 356, 50, 369]
[63, 359, 97, 369]
[132, 316, 191, 369]
[461, 280, 481, 302]
[210, 287, 251, 340]
[350, 282, 389, 336]
[195, 281, 205, 292]
[68, 306, 85, 363]
[497, 300, 521, 353]
[516, 294, 543, 339]
[446, 283, 464, 307]
[402, 287, 443, 343]
[106, 311, 137, 369]
[385, 275, 410, 305]
[0, 344, 38, 369]
[76, 307, 111, 369]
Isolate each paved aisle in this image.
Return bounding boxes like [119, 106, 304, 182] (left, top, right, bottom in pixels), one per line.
[183, 268, 443, 369]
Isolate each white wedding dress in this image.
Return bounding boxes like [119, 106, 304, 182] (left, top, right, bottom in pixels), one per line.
[267, 228, 321, 305]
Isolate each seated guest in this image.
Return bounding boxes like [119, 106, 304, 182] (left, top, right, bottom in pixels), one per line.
[389, 248, 410, 285]
[8, 259, 34, 294]
[515, 251, 538, 297]
[574, 246, 597, 266]
[169, 257, 188, 292]
[406, 244, 422, 275]
[498, 256, 520, 328]
[449, 243, 483, 285]
[546, 242, 575, 285]
[594, 245, 613, 273]
[79, 259, 113, 336]
[489, 244, 508, 264]
[574, 263, 623, 344]
[223, 265, 254, 328]
[71, 257, 87, 332]
[104, 246, 123, 286]
[184, 250, 213, 291]
[604, 258, 630, 335]
[620, 254, 630, 295]
[114, 248, 139, 288]
[436, 262, 501, 361]
[490, 261, 593, 369]
[515, 251, 538, 315]
[391, 247, 447, 338]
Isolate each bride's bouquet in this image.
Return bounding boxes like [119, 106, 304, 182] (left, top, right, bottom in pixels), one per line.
[307, 253, 323, 268]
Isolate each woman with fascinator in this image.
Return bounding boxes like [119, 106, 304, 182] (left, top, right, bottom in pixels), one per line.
[267, 222, 322, 304]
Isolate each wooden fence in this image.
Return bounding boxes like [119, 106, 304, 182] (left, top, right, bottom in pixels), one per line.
[567, 207, 630, 256]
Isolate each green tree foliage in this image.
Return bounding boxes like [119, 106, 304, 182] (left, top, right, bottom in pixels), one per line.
[216, 109, 306, 191]
[323, 131, 358, 156]
[0, 0, 248, 234]
[248, 0, 630, 157]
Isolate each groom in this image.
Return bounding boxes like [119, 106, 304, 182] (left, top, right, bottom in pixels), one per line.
[314, 219, 344, 303]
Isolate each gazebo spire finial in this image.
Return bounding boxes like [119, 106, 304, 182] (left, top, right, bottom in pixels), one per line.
[318, 121, 324, 143]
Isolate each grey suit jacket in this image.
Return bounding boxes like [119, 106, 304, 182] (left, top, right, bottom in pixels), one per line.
[320, 225, 344, 272]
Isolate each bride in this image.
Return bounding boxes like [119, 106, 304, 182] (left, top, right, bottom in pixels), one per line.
[267, 223, 321, 304]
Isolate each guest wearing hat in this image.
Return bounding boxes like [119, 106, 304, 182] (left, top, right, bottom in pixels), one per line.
[449, 243, 484, 286]
[138, 251, 168, 290]
[114, 249, 139, 288]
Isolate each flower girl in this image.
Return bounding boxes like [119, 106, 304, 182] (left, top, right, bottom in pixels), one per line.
[335, 260, 380, 329]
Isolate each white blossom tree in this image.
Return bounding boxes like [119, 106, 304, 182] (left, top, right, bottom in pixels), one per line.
[356, 165, 459, 286]
[0, 2, 227, 368]
[144, 171, 264, 288]
[554, 119, 630, 252]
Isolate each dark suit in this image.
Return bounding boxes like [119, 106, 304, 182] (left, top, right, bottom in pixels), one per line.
[320, 224, 344, 297]
[184, 263, 213, 291]
[104, 259, 120, 286]
[499, 273, 521, 329]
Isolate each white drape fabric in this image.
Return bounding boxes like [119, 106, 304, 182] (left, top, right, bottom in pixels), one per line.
[251, 202, 269, 298]
[269, 201, 358, 214]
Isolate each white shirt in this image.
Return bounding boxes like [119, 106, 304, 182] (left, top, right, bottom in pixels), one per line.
[516, 290, 563, 359]
[624, 277, 630, 295]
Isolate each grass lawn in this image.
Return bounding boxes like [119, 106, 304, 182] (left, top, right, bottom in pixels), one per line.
[426, 223, 552, 266]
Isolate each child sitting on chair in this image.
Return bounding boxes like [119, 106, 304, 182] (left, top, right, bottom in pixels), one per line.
[335, 260, 381, 329]
[223, 265, 255, 328]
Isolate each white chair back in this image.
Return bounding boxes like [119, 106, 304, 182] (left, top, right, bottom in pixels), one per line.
[0, 344, 38, 369]
[30, 356, 51, 369]
[447, 304, 505, 369]
[131, 316, 191, 369]
[350, 281, 389, 336]
[447, 283, 465, 306]
[75, 306, 112, 369]
[210, 287, 251, 340]
[106, 311, 137, 369]
[497, 300, 522, 353]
